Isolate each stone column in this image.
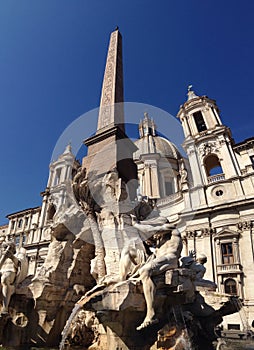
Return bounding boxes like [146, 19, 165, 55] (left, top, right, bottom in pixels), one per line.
[144, 163, 152, 198]
[187, 146, 204, 187]
[141, 154, 160, 199]
[215, 239, 221, 265]
[218, 138, 239, 178]
[39, 198, 48, 228]
[233, 237, 240, 263]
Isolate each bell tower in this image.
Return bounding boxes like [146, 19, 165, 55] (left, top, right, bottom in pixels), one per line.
[177, 87, 243, 205]
[179, 85, 223, 139]
[39, 144, 79, 230]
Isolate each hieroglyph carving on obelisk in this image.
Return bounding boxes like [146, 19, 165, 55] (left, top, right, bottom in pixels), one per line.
[97, 29, 124, 132]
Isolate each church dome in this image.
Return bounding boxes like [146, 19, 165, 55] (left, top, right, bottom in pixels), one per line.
[133, 113, 181, 160]
[133, 135, 181, 160]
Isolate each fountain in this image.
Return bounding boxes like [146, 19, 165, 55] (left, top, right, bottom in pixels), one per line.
[55, 166, 239, 350]
[0, 28, 247, 350]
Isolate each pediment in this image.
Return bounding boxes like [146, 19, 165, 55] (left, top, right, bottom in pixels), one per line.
[214, 227, 239, 239]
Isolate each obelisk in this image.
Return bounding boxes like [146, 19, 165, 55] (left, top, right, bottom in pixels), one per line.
[81, 29, 140, 277]
[97, 27, 124, 132]
[82, 28, 137, 199]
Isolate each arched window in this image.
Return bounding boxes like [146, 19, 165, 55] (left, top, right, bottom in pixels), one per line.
[18, 219, 23, 228]
[204, 154, 223, 176]
[224, 278, 237, 295]
[25, 217, 29, 226]
[54, 168, 62, 186]
[193, 111, 207, 132]
[47, 204, 56, 221]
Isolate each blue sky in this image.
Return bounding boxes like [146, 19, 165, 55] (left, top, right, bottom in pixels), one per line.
[1, 1, 254, 224]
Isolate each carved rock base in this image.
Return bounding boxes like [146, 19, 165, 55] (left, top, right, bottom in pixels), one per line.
[62, 271, 231, 350]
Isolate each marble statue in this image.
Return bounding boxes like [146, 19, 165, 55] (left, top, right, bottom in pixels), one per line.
[181, 251, 216, 290]
[179, 160, 188, 183]
[0, 242, 28, 314]
[137, 229, 182, 330]
[121, 216, 183, 330]
[119, 214, 174, 281]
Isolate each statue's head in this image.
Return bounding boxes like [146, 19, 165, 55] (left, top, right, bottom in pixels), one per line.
[16, 247, 26, 259]
[2, 241, 16, 255]
[196, 253, 207, 264]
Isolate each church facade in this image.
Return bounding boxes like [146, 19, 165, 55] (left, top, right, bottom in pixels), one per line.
[1, 28, 254, 333]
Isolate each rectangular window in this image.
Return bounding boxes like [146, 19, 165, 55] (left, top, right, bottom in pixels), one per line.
[165, 181, 173, 196]
[15, 235, 20, 247]
[193, 111, 207, 132]
[228, 324, 240, 330]
[18, 219, 23, 228]
[221, 243, 234, 264]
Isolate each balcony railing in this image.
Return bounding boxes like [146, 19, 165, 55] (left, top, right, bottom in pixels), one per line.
[207, 173, 225, 184]
[217, 263, 242, 274]
[157, 192, 182, 207]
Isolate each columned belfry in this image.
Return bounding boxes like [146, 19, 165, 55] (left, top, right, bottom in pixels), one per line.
[82, 28, 137, 198]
